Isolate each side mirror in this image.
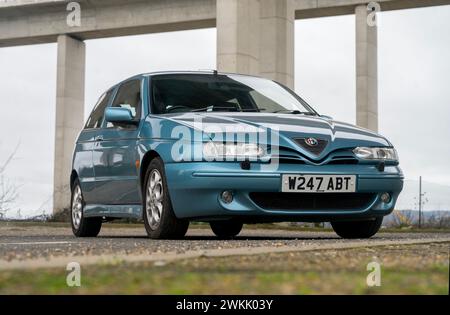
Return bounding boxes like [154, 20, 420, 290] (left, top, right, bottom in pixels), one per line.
[105, 107, 135, 124]
[320, 115, 333, 120]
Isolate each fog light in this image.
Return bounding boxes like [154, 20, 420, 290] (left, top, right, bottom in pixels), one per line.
[221, 191, 234, 204]
[380, 192, 391, 203]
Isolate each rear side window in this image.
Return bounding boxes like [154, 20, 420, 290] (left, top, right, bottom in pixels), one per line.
[111, 79, 142, 118]
[85, 90, 112, 129]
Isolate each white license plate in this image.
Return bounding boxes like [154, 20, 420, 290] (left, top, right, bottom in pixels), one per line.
[281, 175, 356, 193]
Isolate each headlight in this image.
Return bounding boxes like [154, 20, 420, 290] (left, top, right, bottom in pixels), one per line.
[353, 147, 398, 161]
[203, 142, 265, 159]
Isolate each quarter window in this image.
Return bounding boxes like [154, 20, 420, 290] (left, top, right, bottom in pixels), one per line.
[111, 79, 142, 118]
[85, 90, 112, 129]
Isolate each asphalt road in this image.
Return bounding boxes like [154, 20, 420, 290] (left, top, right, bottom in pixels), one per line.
[1, 223, 449, 266]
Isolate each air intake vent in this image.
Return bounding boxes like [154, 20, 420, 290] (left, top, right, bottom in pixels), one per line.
[294, 138, 328, 156]
[249, 193, 376, 211]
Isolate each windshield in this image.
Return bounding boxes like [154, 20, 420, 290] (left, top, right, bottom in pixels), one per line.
[150, 73, 317, 115]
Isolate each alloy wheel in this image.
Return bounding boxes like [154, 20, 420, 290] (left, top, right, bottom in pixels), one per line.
[146, 169, 164, 230]
[72, 185, 83, 229]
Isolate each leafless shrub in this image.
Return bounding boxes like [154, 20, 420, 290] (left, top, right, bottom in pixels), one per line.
[389, 210, 414, 228]
[46, 208, 71, 222]
[424, 212, 450, 229]
[0, 145, 19, 219]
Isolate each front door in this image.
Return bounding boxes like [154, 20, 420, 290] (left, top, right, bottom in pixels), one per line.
[92, 79, 143, 205]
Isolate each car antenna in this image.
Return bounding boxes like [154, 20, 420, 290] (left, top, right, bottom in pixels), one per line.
[198, 69, 219, 76]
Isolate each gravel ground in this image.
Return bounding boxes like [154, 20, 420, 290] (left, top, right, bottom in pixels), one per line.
[1, 223, 449, 262]
[0, 242, 448, 294]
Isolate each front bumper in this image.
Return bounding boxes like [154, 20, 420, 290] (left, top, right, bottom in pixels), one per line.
[165, 162, 404, 222]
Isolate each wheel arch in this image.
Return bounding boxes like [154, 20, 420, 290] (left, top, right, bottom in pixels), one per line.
[70, 170, 79, 191]
[140, 150, 162, 195]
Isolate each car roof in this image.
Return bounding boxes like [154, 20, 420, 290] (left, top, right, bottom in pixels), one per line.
[143, 70, 261, 78]
[120, 70, 263, 82]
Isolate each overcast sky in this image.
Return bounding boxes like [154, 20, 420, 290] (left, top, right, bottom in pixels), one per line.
[1, 6, 450, 216]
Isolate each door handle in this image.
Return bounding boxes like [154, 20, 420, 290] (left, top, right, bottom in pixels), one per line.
[95, 135, 104, 142]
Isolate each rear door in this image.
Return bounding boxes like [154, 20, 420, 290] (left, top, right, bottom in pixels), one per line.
[92, 79, 143, 205]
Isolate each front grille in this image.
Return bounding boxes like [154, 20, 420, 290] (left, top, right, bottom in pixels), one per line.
[294, 138, 328, 156]
[275, 158, 306, 165]
[249, 192, 376, 211]
[327, 156, 359, 165]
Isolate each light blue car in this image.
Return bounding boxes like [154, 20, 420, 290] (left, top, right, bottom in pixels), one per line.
[70, 71, 403, 239]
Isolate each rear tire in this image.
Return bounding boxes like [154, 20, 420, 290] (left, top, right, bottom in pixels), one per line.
[331, 217, 383, 239]
[143, 158, 189, 239]
[71, 179, 102, 237]
[210, 220, 243, 239]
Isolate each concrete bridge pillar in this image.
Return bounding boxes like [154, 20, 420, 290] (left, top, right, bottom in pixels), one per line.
[259, 0, 295, 89]
[53, 35, 85, 213]
[216, 0, 261, 76]
[355, 5, 378, 131]
[216, 0, 295, 90]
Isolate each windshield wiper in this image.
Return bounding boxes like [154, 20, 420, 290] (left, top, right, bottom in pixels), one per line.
[191, 105, 238, 112]
[191, 105, 264, 113]
[273, 110, 317, 116]
[241, 108, 265, 112]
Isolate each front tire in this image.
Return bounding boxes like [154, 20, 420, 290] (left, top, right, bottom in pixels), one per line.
[71, 179, 102, 237]
[210, 220, 243, 239]
[331, 217, 383, 239]
[143, 158, 189, 239]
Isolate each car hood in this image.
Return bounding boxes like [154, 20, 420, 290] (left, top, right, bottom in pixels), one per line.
[144, 112, 391, 161]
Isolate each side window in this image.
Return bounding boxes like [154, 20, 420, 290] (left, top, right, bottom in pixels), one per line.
[85, 90, 112, 129]
[111, 79, 142, 119]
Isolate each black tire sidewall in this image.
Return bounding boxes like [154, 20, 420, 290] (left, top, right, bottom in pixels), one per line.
[331, 217, 383, 239]
[70, 179, 102, 237]
[210, 220, 243, 239]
